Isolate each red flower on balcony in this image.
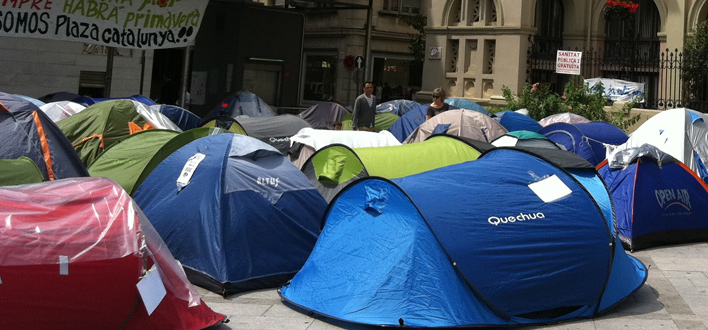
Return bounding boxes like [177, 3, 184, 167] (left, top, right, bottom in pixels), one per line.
[604, 0, 639, 18]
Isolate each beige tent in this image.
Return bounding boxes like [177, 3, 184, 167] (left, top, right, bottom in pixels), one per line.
[404, 109, 508, 143]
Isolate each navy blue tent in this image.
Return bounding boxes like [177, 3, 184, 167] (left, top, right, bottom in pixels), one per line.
[204, 89, 277, 122]
[387, 104, 459, 142]
[280, 148, 647, 327]
[494, 110, 543, 132]
[538, 121, 628, 166]
[0, 92, 88, 181]
[150, 104, 203, 131]
[133, 133, 327, 295]
[598, 145, 708, 251]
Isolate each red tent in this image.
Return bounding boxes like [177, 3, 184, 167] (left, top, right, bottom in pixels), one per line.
[0, 177, 225, 329]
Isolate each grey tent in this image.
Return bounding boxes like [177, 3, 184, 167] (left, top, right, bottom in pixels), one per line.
[298, 102, 350, 129]
[206, 114, 311, 154]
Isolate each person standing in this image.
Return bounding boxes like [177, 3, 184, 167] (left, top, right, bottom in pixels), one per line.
[426, 87, 449, 120]
[352, 81, 376, 131]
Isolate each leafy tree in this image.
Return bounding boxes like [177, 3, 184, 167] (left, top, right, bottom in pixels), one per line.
[683, 20, 708, 111]
[404, 13, 427, 62]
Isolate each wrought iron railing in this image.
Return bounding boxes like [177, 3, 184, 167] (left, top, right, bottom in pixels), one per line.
[526, 43, 701, 111]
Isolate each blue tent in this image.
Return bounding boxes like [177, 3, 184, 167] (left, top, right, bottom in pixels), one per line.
[376, 99, 421, 116]
[149, 104, 203, 131]
[14, 94, 45, 107]
[387, 104, 459, 142]
[204, 90, 277, 122]
[280, 148, 647, 327]
[444, 97, 491, 116]
[598, 145, 708, 251]
[133, 133, 327, 295]
[494, 110, 543, 132]
[538, 121, 628, 166]
[0, 92, 88, 181]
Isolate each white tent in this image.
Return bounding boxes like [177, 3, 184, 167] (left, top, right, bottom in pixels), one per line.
[607, 108, 708, 180]
[288, 128, 401, 169]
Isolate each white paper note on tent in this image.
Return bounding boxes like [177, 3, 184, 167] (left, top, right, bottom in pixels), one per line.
[136, 266, 167, 315]
[176, 153, 206, 190]
[528, 174, 572, 203]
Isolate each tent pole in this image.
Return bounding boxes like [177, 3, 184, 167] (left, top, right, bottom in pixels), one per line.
[180, 46, 192, 108]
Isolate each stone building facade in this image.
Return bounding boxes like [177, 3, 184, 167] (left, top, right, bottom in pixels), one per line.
[421, 0, 708, 107]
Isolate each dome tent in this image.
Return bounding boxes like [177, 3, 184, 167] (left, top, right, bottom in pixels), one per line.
[387, 103, 459, 142]
[538, 121, 628, 166]
[444, 97, 491, 116]
[133, 133, 327, 295]
[203, 89, 277, 122]
[301, 134, 485, 202]
[204, 114, 310, 154]
[149, 104, 203, 131]
[57, 99, 181, 167]
[0, 157, 44, 186]
[404, 109, 508, 144]
[493, 110, 543, 132]
[298, 102, 350, 129]
[0, 92, 89, 181]
[87, 129, 180, 194]
[598, 144, 708, 251]
[606, 108, 708, 182]
[288, 128, 401, 169]
[281, 148, 647, 327]
[0, 177, 225, 329]
[492, 131, 563, 149]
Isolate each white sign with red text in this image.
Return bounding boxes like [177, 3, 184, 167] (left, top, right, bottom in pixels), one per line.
[556, 50, 582, 75]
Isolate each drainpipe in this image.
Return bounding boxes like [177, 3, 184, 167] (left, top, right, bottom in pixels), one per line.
[586, 0, 592, 51]
[364, 0, 373, 82]
[180, 45, 192, 108]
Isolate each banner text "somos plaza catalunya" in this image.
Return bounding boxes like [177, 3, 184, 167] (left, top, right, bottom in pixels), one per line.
[0, 0, 208, 49]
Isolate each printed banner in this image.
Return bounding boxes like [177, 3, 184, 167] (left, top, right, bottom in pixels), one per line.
[585, 78, 645, 103]
[0, 0, 208, 49]
[556, 50, 582, 75]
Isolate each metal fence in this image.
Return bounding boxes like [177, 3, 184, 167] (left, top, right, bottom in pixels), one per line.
[526, 45, 708, 111]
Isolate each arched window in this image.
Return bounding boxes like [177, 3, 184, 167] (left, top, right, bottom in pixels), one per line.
[533, 0, 564, 58]
[604, 0, 660, 60]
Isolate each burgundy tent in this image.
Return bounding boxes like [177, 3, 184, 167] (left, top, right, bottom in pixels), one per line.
[0, 177, 225, 329]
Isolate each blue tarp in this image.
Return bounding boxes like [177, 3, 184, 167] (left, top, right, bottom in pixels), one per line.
[134, 133, 327, 294]
[281, 148, 646, 327]
[387, 104, 459, 142]
[444, 97, 491, 116]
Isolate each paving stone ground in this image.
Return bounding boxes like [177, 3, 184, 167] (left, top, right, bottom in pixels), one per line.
[199, 242, 708, 330]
